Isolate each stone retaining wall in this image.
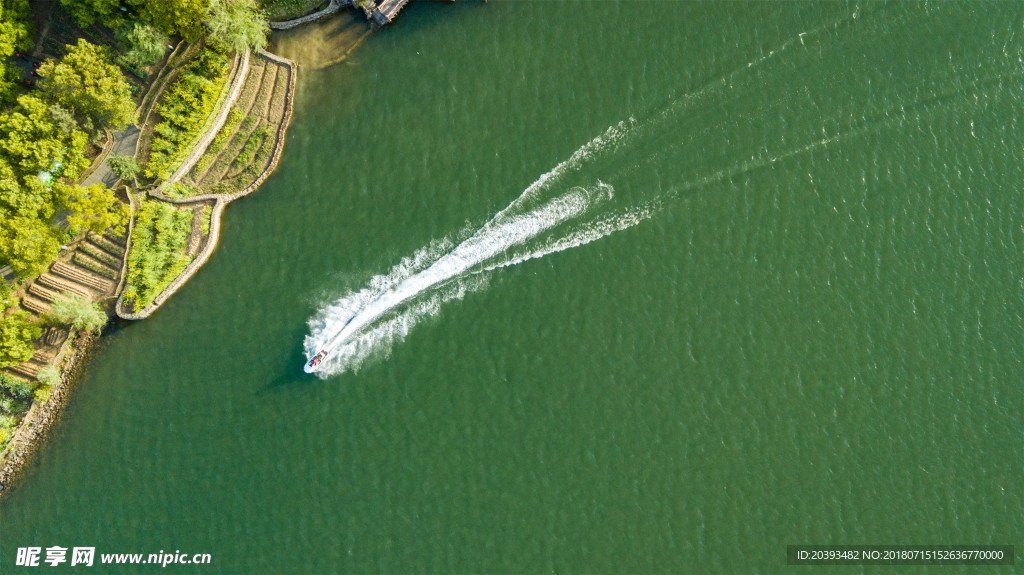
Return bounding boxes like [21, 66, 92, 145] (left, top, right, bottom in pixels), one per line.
[113, 187, 138, 298]
[270, 0, 345, 30]
[117, 52, 298, 320]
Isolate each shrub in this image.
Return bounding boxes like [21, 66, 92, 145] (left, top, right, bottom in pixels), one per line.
[0, 373, 35, 399]
[36, 365, 61, 387]
[164, 181, 201, 199]
[108, 154, 141, 181]
[48, 293, 107, 332]
[0, 394, 30, 415]
[33, 384, 52, 403]
[0, 282, 14, 313]
[0, 414, 15, 445]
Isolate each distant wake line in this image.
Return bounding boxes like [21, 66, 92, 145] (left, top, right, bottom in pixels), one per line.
[303, 2, 1003, 376]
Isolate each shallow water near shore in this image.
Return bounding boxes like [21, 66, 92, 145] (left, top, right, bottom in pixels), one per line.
[2, 1, 1022, 572]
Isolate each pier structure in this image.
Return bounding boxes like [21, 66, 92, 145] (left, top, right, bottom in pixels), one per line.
[369, 0, 413, 25]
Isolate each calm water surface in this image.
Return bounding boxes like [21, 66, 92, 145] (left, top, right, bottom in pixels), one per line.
[2, 2, 1021, 572]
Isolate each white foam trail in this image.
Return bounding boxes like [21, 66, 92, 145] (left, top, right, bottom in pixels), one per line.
[485, 198, 665, 272]
[316, 273, 490, 375]
[305, 236, 456, 351]
[306, 182, 618, 375]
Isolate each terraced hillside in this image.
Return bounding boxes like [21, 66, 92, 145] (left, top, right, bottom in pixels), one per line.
[183, 53, 293, 196]
[6, 231, 125, 381]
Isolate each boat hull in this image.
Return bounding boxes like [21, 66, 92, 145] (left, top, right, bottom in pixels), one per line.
[304, 350, 329, 373]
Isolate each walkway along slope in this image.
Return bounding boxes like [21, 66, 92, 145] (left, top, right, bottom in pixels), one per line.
[165, 50, 251, 185]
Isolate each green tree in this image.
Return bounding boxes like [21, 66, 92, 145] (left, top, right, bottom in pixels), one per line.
[0, 0, 32, 49]
[38, 39, 137, 132]
[116, 21, 169, 75]
[0, 0, 32, 103]
[107, 154, 141, 181]
[0, 211, 61, 277]
[0, 94, 89, 178]
[0, 162, 62, 278]
[0, 173, 63, 279]
[207, 0, 268, 53]
[0, 8, 20, 101]
[48, 104, 79, 135]
[59, 182, 128, 236]
[59, 0, 120, 28]
[0, 279, 14, 312]
[0, 161, 51, 214]
[133, 0, 209, 41]
[47, 292, 107, 332]
[0, 309, 40, 368]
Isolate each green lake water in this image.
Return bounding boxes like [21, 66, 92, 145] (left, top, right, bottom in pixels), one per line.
[2, 2, 1021, 572]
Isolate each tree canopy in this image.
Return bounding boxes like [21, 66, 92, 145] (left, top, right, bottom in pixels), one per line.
[0, 210, 61, 277]
[0, 156, 63, 278]
[0, 94, 89, 177]
[39, 39, 137, 132]
[134, 0, 210, 41]
[0, 1, 32, 104]
[0, 309, 41, 368]
[0, 94, 127, 278]
[60, 181, 129, 236]
[59, 0, 120, 28]
[116, 21, 170, 75]
[207, 0, 269, 53]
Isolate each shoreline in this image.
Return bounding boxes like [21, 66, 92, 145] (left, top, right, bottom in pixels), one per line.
[0, 10, 363, 499]
[0, 330, 97, 499]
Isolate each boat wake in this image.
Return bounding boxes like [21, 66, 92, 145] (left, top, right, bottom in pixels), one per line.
[303, 168, 661, 375]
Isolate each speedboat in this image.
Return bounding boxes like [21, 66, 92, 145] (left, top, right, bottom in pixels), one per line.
[304, 349, 329, 373]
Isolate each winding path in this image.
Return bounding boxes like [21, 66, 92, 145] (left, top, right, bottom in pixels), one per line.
[82, 126, 141, 188]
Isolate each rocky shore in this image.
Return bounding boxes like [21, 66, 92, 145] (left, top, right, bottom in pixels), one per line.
[0, 330, 97, 499]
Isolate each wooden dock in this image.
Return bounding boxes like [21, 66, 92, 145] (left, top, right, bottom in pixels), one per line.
[370, 0, 412, 25]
